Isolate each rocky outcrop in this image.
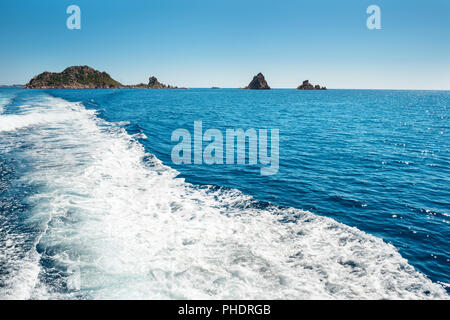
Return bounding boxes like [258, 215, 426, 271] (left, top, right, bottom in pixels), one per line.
[148, 76, 167, 88]
[24, 66, 123, 89]
[128, 76, 181, 89]
[245, 73, 270, 90]
[297, 80, 326, 90]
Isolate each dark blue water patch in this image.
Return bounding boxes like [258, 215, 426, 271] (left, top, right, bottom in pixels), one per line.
[44, 88, 450, 290]
[124, 122, 144, 136]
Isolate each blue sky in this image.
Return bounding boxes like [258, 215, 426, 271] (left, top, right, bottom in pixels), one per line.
[1, 0, 449, 89]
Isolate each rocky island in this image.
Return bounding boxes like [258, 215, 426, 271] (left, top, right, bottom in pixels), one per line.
[24, 66, 123, 89]
[297, 80, 326, 90]
[245, 73, 270, 90]
[24, 66, 183, 89]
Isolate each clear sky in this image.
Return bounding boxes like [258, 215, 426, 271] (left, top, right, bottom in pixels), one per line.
[1, 0, 449, 89]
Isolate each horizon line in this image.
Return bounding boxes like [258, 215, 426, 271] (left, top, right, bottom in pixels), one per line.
[3, 65, 449, 91]
[2, 86, 449, 91]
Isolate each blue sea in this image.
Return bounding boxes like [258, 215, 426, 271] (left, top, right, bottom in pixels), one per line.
[0, 88, 448, 299]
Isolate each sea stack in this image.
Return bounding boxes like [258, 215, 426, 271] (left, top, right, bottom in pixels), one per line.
[147, 76, 168, 88]
[297, 80, 326, 90]
[245, 73, 271, 90]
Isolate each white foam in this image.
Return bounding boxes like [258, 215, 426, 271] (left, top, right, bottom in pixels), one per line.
[0, 94, 447, 300]
[0, 97, 90, 132]
[0, 96, 12, 115]
[0, 231, 47, 300]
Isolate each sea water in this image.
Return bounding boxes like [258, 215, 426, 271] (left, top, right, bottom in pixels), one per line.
[0, 88, 448, 299]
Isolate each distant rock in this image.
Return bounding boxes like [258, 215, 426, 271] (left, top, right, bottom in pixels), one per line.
[148, 76, 169, 89]
[24, 66, 123, 89]
[245, 73, 271, 90]
[297, 80, 326, 90]
[297, 80, 314, 90]
[128, 76, 182, 89]
[0, 84, 23, 88]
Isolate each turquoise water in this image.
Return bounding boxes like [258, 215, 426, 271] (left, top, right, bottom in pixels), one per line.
[0, 88, 448, 299]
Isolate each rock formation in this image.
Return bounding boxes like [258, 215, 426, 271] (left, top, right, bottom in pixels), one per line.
[148, 76, 168, 88]
[245, 73, 271, 90]
[297, 80, 326, 90]
[128, 76, 181, 89]
[24, 66, 123, 89]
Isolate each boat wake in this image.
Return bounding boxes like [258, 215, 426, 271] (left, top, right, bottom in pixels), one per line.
[0, 92, 447, 299]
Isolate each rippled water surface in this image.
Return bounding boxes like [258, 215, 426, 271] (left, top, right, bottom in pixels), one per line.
[0, 88, 448, 299]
